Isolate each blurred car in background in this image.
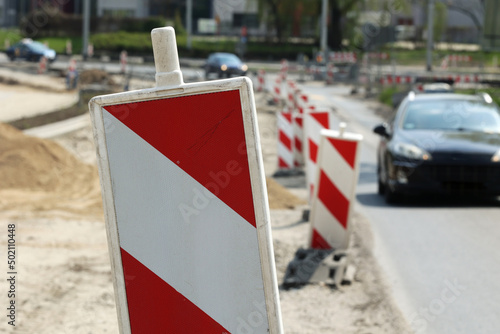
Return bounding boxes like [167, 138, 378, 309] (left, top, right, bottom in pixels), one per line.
[374, 92, 500, 203]
[204, 52, 247, 79]
[6, 39, 57, 62]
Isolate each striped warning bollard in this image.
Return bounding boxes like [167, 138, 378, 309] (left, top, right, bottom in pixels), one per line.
[296, 93, 310, 114]
[280, 59, 288, 80]
[303, 111, 333, 201]
[38, 56, 47, 74]
[66, 39, 72, 55]
[272, 76, 282, 104]
[293, 114, 304, 167]
[326, 63, 334, 85]
[257, 69, 266, 92]
[277, 110, 294, 170]
[309, 127, 363, 250]
[120, 50, 128, 73]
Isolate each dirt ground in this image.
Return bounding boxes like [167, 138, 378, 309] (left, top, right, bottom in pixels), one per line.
[0, 86, 412, 333]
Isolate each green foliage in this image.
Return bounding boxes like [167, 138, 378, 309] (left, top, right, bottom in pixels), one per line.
[38, 37, 83, 54]
[90, 32, 153, 54]
[378, 86, 401, 106]
[0, 29, 22, 51]
[456, 88, 500, 106]
[174, 9, 186, 36]
[434, 2, 447, 42]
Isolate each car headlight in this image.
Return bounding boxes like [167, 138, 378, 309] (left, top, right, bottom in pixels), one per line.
[492, 149, 500, 162]
[241, 64, 248, 72]
[221, 64, 227, 71]
[390, 142, 432, 160]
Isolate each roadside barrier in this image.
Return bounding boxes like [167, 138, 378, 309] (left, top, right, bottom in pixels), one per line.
[272, 76, 282, 104]
[441, 54, 472, 69]
[286, 80, 298, 110]
[120, 50, 128, 73]
[66, 39, 72, 55]
[257, 69, 266, 92]
[277, 110, 295, 169]
[326, 63, 335, 85]
[87, 43, 94, 58]
[280, 59, 288, 80]
[304, 111, 333, 201]
[66, 58, 78, 89]
[38, 56, 47, 74]
[293, 114, 304, 167]
[309, 127, 363, 250]
[329, 51, 357, 64]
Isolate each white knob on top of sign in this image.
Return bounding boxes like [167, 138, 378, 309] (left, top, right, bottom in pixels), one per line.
[339, 122, 347, 137]
[151, 26, 184, 87]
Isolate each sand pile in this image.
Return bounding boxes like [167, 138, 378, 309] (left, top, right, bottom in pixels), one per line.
[0, 123, 102, 217]
[267, 177, 307, 209]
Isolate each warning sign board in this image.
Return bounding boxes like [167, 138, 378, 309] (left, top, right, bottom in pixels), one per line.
[89, 27, 282, 333]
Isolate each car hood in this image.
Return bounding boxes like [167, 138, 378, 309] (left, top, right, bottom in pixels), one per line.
[398, 129, 500, 155]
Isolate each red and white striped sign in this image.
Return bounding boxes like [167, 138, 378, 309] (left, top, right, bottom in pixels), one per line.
[303, 111, 333, 200]
[90, 27, 282, 334]
[293, 114, 304, 167]
[309, 129, 362, 250]
[277, 110, 294, 169]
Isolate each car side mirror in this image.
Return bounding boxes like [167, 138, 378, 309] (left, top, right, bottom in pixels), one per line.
[373, 123, 390, 138]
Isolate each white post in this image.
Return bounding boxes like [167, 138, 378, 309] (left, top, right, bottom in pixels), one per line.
[151, 27, 184, 87]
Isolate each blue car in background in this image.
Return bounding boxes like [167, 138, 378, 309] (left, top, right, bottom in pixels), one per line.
[204, 52, 248, 79]
[6, 39, 57, 62]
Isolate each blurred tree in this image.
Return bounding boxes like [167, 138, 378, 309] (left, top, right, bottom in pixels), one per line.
[257, 0, 319, 42]
[433, 1, 447, 42]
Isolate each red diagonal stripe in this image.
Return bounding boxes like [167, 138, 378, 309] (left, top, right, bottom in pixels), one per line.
[311, 228, 332, 249]
[311, 112, 329, 129]
[281, 111, 292, 123]
[294, 116, 303, 127]
[279, 130, 292, 151]
[279, 157, 291, 168]
[308, 139, 318, 163]
[294, 137, 302, 152]
[326, 137, 357, 169]
[121, 248, 230, 333]
[104, 90, 256, 227]
[318, 170, 349, 229]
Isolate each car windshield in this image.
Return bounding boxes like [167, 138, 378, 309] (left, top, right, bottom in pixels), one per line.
[216, 54, 240, 64]
[29, 42, 48, 52]
[401, 99, 500, 133]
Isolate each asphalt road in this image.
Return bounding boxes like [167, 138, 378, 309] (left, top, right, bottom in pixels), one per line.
[299, 82, 500, 334]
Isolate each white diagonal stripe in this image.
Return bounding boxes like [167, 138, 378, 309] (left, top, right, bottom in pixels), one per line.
[310, 197, 348, 250]
[317, 136, 355, 200]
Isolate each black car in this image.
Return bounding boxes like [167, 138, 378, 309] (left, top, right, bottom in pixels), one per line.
[373, 92, 500, 203]
[205, 53, 247, 79]
[6, 39, 57, 62]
